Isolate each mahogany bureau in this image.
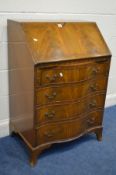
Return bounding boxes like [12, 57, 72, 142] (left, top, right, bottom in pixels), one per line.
[7, 20, 111, 166]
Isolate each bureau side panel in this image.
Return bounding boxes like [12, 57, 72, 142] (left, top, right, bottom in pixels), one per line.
[8, 20, 36, 147]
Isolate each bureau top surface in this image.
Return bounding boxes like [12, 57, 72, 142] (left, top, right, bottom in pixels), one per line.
[8, 21, 111, 64]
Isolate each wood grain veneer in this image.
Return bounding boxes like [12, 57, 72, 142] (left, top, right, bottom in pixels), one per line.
[8, 20, 111, 166]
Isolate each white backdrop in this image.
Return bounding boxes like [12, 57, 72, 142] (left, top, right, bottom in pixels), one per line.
[0, 0, 116, 137]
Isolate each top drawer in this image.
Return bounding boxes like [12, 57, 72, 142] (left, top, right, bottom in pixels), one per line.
[35, 58, 110, 87]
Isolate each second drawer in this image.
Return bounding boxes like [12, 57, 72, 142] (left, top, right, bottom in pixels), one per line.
[35, 76, 107, 106]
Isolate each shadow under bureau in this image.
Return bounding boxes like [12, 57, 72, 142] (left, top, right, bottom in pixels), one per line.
[8, 20, 111, 166]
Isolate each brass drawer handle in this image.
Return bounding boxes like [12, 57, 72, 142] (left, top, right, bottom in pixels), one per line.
[45, 111, 55, 119]
[87, 117, 95, 124]
[44, 131, 54, 138]
[92, 67, 99, 75]
[90, 84, 98, 92]
[46, 74, 58, 82]
[45, 92, 57, 100]
[44, 128, 61, 138]
[89, 100, 97, 108]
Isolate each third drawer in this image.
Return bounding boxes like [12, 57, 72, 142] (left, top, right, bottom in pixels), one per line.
[35, 93, 105, 125]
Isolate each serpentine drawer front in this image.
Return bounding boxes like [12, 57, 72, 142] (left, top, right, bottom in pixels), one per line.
[8, 21, 111, 166]
[35, 93, 105, 125]
[36, 110, 103, 145]
[35, 59, 109, 86]
[35, 77, 107, 106]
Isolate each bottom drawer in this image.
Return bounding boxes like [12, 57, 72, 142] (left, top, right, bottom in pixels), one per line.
[36, 117, 86, 145]
[36, 110, 103, 145]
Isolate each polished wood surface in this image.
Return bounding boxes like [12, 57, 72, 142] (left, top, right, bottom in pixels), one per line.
[8, 20, 111, 166]
[35, 58, 110, 87]
[21, 22, 111, 63]
[36, 110, 103, 145]
[8, 20, 35, 146]
[35, 93, 105, 125]
[35, 76, 107, 106]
